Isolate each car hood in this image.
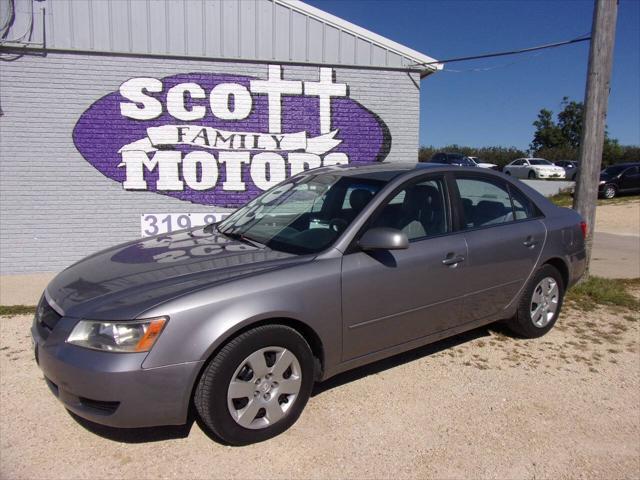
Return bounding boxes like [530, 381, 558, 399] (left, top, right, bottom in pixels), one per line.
[46, 227, 306, 320]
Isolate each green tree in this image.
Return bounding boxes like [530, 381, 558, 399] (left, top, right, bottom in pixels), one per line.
[530, 97, 632, 165]
[530, 109, 566, 152]
[557, 96, 583, 149]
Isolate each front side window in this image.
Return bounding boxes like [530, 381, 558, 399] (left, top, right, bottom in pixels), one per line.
[602, 165, 627, 176]
[369, 177, 449, 241]
[218, 173, 386, 254]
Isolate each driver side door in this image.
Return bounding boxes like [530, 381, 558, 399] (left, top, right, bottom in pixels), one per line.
[341, 174, 469, 360]
[620, 166, 640, 192]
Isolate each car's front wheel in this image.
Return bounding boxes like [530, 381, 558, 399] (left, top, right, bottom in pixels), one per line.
[506, 264, 565, 338]
[602, 184, 617, 199]
[528, 170, 537, 179]
[195, 324, 315, 445]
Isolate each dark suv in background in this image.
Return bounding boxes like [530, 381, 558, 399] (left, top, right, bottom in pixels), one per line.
[554, 160, 579, 181]
[598, 162, 640, 199]
[427, 152, 476, 167]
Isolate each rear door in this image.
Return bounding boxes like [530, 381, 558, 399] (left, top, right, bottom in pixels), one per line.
[453, 174, 545, 321]
[341, 174, 469, 360]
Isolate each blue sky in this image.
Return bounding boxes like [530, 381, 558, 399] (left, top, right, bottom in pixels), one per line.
[306, 0, 640, 150]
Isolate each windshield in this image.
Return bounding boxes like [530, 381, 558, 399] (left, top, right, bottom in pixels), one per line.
[529, 159, 553, 166]
[217, 173, 386, 254]
[601, 165, 628, 176]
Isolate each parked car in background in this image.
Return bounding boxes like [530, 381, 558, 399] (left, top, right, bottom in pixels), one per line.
[468, 156, 499, 170]
[32, 163, 586, 445]
[554, 160, 579, 181]
[427, 152, 477, 167]
[504, 158, 566, 180]
[598, 162, 640, 199]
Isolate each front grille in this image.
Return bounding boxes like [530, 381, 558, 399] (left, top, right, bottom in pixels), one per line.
[34, 295, 62, 340]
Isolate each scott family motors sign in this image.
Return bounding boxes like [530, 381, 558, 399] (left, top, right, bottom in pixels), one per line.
[73, 65, 391, 207]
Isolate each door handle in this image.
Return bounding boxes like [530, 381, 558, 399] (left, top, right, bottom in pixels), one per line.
[442, 254, 465, 266]
[523, 236, 538, 248]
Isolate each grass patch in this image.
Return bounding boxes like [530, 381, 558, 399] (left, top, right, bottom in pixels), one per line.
[549, 192, 573, 207]
[566, 276, 640, 312]
[548, 192, 640, 208]
[0, 305, 36, 317]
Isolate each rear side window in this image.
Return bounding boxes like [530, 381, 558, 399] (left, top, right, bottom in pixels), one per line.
[456, 178, 512, 228]
[456, 177, 539, 228]
[509, 185, 538, 220]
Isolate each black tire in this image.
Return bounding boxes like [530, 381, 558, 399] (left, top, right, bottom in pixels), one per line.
[506, 264, 565, 339]
[528, 170, 537, 179]
[602, 184, 617, 199]
[194, 324, 315, 445]
[505, 170, 511, 175]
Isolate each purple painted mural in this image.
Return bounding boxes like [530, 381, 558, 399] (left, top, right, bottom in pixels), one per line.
[73, 65, 391, 207]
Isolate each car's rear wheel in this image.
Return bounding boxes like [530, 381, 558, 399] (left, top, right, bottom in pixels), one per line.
[506, 264, 564, 338]
[528, 170, 537, 179]
[505, 170, 511, 175]
[602, 184, 617, 199]
[194, 325, 315, 445]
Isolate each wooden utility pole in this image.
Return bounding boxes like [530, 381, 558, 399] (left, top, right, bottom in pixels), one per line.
[573, 0, 618, 277]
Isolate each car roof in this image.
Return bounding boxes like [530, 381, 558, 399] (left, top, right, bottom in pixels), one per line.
[306, 161, 444, 181]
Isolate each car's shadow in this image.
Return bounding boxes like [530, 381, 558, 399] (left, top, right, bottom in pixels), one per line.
[67, 410, 197, 443]
[68, 323, 509, 444]
[311, 324, 500, 397]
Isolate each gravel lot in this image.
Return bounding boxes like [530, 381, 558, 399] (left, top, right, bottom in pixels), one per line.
[1, 299, 638, 479]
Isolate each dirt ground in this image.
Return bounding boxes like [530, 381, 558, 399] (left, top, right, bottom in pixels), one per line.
[594, 198, 640, 237]
[591, 198, 640, 279]
[1, 299, 638, 479]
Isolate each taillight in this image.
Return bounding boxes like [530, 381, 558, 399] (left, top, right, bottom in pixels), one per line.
[580, 221, 587, 238]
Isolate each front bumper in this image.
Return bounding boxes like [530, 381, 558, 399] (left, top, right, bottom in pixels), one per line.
[32, 312, 203, 428]
[537, 171, 566, 179]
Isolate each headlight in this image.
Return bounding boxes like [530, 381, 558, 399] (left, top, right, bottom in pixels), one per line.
[599, 180, 606, 185]
[67, 317, 167, 352]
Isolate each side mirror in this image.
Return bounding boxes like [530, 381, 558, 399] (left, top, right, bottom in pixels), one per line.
[358, 228, 409, 251]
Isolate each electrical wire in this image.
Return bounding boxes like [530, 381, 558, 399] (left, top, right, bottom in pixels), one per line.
[443, 51, 545, 73]
[414, 33, 591, 69]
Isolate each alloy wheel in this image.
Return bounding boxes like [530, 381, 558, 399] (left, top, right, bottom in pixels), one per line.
[604, 185, 616, 199]
[530, 276, 559, 328]
[227, 346, 302, 430]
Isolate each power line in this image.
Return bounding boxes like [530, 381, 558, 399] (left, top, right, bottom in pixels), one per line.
[414, 34, 591, 67]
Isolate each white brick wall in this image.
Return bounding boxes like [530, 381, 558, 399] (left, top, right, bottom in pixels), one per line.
[0, 52, 420, 273]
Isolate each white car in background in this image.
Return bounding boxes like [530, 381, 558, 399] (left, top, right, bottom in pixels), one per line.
[504, 158, 566, 180]
[468, 156, 499, 170]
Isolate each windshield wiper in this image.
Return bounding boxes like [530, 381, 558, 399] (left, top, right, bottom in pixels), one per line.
[220, 230, 266, 249]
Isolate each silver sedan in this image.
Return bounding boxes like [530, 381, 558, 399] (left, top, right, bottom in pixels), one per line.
[32, 163, 586, 444]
